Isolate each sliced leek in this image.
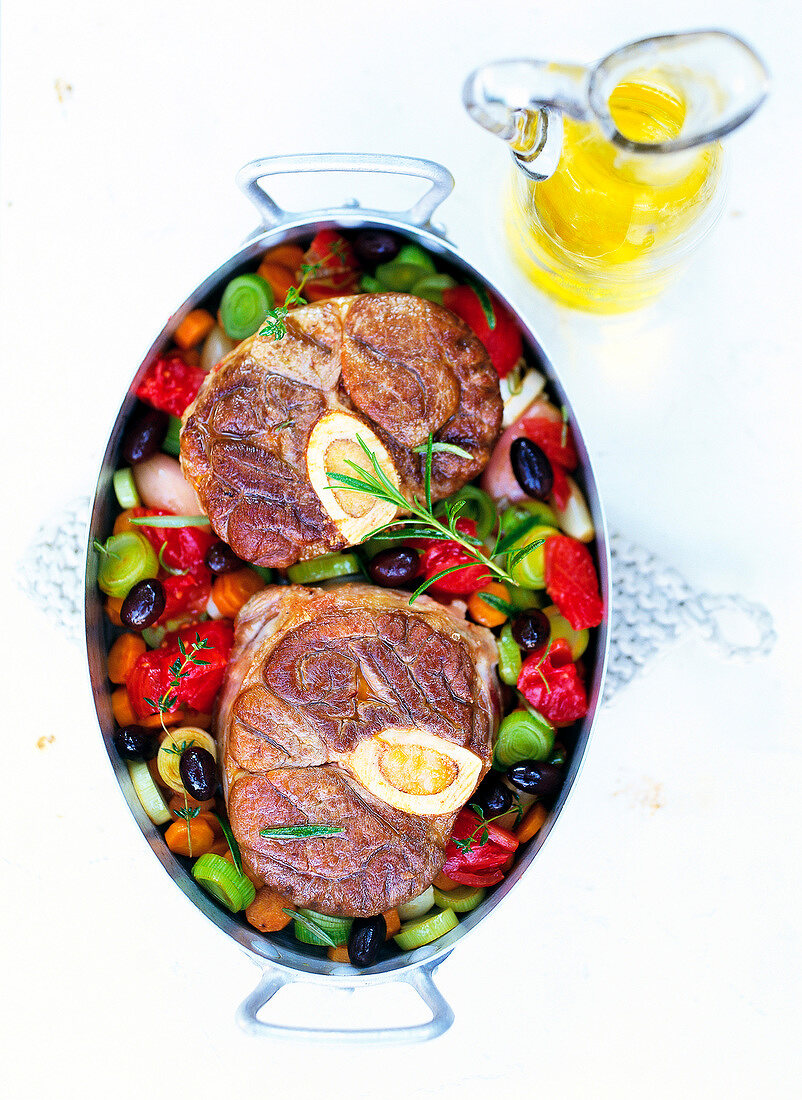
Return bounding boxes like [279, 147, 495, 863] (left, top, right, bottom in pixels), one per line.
[192, 853, 255, 912]
[292, 909, 352, 946]
[397, 886, 435, 922]
[432, 886, 485, 913]
[127, 760, 171, 825]
[394, 907, 458, 951]
[286, 552, 362, 584]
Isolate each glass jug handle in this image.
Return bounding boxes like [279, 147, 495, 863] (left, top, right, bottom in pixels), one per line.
[463, 60, 589, 181]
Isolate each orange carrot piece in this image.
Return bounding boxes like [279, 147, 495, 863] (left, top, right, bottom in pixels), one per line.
[111, 686, 137, 725]
[107, 633, 146, 684]
[105, 597, 124, 626]
[211, 568, 266, 619]
[467, 582, 510, 628]
[174, 309, 215, 351]
[261, 243, 305, 272]
[246, 887, 295, 933]
[383, 908, 401, 939]
[113, 509, 137, 535]
[208, 837, 229, 856]
[432, 871, 460, 891]
[167, 793, 215, 818]
[516, 802, 547, 843]
[327, 945, 351, 964]
[255, 260, 296, 303]
[165, 816, 216, 857]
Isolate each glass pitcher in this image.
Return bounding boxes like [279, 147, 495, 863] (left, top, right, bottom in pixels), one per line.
[464, 31, 769, 311]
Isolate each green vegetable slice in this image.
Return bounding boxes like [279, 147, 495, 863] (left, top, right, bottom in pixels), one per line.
[375, 260, 433, 292]
[359, 273, 383, 293]
[394, 243, 437, 273]
[289, 909, 352, 947]
[508, 586, 547, 611]
[394, 907, 458, 951]
[112, 468, 140, 509]
[494, 708, 555, 769]
[286, 552, 362, 584]
[130, 515, 210, 528]
[220, 273, 274, 341]
[162, 415, 182, 457]
[96, 532, 159, 598]
[507, 524, 559, 589]
[432, 886, 485, 913]
[439, 485, 497, 540]
[192, 853, 255, 912]
[497, 624, 522, 686]
[127, 760, 171, 825]
[410, 273, 456, 304]
[140, 625, 166, 649]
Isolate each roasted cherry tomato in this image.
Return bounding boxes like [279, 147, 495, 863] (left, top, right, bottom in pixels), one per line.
[442, 285, 522, 378]
[302, 230, 360, 301]
[125, 620, 233, 719]
[135, 354, 206, 417]
[517, 638, 588, 727]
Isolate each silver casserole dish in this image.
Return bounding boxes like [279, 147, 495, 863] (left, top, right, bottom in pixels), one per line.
[85, 153, 610, 1042]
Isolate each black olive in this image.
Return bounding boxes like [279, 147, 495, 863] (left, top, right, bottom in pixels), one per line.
[347, 914, 386, 968]
[510, 438, 554, 501]
[114, 725, 159, 761]
[472, 774, 513, 818]
[204, 540, 244, 575]
[179, 746, 217, 801]
[507, 760, 563, 798]
[121, 405, 169, 465]
[368, 547, 419, 588]
[548, 743, 567, 768]
[121, 578, 166, 630]
[353, 230, 400, 266]
[511, 610, 551, 652]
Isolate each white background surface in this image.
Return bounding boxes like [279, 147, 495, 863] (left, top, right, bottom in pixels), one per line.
[2, 0, 801, 1096]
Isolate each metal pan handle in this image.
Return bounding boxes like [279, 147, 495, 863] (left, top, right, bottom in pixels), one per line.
[236, 152, 454, 229]
[236, 959, 454, 1043]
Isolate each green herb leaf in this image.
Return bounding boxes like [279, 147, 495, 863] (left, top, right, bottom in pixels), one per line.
[467, 280, 496, 330]
[412, 441, 474, 461]
[494, 516, 541, 556]
[214, 812, 243, 873]
[130, 515, 210, 528]
[158, 543, 189, 576]
[476, 591, 515, 616]
[259, 824, 345, 840]
[173, 805, 201, 821]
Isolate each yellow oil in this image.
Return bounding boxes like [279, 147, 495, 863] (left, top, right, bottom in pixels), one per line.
[506, 76, 723, 311]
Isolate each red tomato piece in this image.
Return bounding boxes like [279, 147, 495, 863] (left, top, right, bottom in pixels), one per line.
[521, 410, 578, 471]
[126, 620, 233, 719]
[441, 866, 506, 887]
[302, 230, 360, 300]
[418, 518, 491, 597]
[159, 572, 212, 626]
[442, 285, 522, 379]
[517, 638, 588, 727]
[132, 509, 216, 572]
[544, 535, 604, 630]
[136, 354, 206, 417]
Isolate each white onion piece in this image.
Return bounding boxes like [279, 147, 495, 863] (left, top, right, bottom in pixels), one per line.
[200, 324, 235, 373]
[481, 398, 561, 504]
[500, 368, 546, 427]
[552, 476, 594, 542]
[133, 454, 203, 515]
[398, 886, 435, 921]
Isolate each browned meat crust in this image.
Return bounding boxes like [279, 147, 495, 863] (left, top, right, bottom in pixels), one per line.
[216, 583, 499, 916]
[181, 293, 502, 569]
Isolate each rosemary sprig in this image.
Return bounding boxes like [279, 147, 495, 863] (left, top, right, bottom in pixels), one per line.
[282, 909, 338, 948]
[259, 824, 345, 840]
[326, 434, 546, 603]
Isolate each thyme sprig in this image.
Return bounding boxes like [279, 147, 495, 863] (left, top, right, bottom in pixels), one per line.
[258, 243, 350, 342]
[453, 801, 523, 854]
[326, 434, 546, 603]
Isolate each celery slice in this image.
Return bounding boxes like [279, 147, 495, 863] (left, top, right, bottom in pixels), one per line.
[432, 885, 485, 913]
[113, 468, 140, 509]
[394, 907, 458, 951]
[286, 552, 362, 584]
[192, 853, 255, 912]
[497, 624, 522, 686]
[127, 760, 171, 825]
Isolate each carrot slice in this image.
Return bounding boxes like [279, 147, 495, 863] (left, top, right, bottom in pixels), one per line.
[383, 908, 401, 939]
[516, 802, 547, 843]
[174, 309, 215, 351]
[107, 633, 146, 684]
[211, 568, 266, 619]
[255, 260, 296, 303]
[105, 597, 124, 626]
[246, 887, 296, 933]
[111, 686, 137, 725]
[113, 509, 137, 535]
[261, 243, 305, 272]
[432, 871, 460, 891]
[327, 945, 351, 964]
[165, 816, 216, 857]
[467, 582, 510, 628]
